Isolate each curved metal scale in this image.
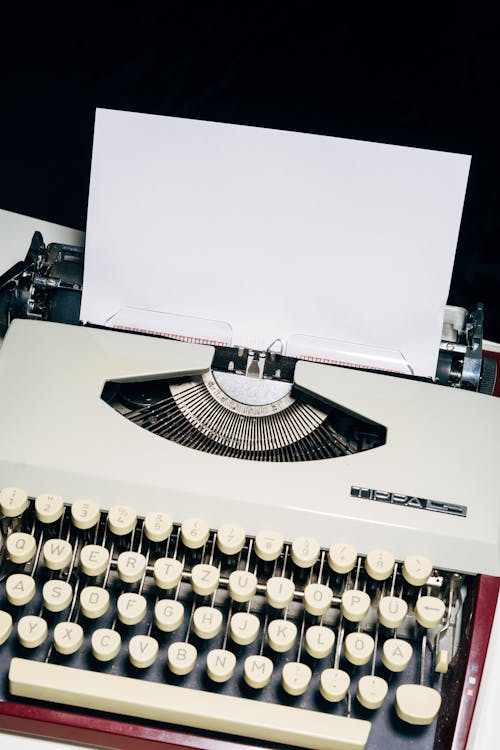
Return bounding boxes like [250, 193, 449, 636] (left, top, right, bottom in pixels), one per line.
[103, 371, 386, 462]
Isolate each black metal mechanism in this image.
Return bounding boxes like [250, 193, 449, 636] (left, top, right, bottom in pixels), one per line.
[0, 231, 84, 336]
[436, 303, 497, 393]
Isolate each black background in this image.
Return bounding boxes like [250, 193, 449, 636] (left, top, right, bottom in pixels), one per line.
[1, 4, 499, 339]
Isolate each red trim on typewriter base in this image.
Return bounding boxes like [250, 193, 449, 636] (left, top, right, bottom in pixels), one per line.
[449, 574, 500, 750]
[0, 700, 264, 750]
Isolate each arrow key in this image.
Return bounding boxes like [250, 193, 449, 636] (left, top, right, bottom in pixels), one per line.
[415, 596, 445, 629]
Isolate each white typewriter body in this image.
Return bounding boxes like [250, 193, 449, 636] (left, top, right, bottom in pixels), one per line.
[0, 318, 498, 578]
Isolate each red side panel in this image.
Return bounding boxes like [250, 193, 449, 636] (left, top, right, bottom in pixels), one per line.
[451, 575, 500, 750]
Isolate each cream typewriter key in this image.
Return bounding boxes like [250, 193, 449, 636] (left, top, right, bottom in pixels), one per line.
[243, 655, 274, 689]
[402, 555, 433, 587]
[435, 649, 449, 674]
[266, 576, 295, 609]
[80, 586, 110, 619]
[144, 511, 172, 543]
[305, 625, 335, 659]
[304, 583, 333, 616]
[129, 635, 159, 669]
[153, 557, 183, 590]
[395, 684, 442, 725]
[282, 663, 312, 696]
[255, 530, 283, 562]
[91, 628, 121, 661]
[0, 610, 13, 645]
[71, 499, 100, 530]
[206, 649, 236, 682]
[0, 487, 29, 517]
[154, 599, 185, 632]
[381, 638, 413, 672]
[117, 551, 147, 583]
[6, 532, 36, 564]
[117, 593, 147, 626]
[35, 493, 64, 524]
[43, 538, 73, 571]
[216, 524, 246, 556]
[357, 675, 388, 710]
[80, 545, 109, 577]
[42, 580, 73, 612]
[167, 641, 197, 675]
[6, 573, 36, 606]
[328, 543, 357, 575]
[268, 619, 297, 652]
[365, 548, 395, 581]
[229, 612, 260, 646]
[378, 596, 408, 629]
[108, 505, 137, 536]
[415, 596, 445, 629]
[319, 668, 351, 702]
[228, 570, 257, 602]
[291, 536, 320, 568]
[191, 564, 220, 596]
[181, 517, 210, 550]
[18, 616, 48, 649]
[340, 589, 371, 622]
[193, 606, 223, 639]
[53, 621, 84, 655]
[344, 632, 375, 666]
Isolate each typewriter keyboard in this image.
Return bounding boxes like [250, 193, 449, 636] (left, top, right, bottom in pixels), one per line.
[0, 487, 472, 750]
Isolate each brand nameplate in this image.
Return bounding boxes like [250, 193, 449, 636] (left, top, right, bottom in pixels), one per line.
[351, 486, 467, 517]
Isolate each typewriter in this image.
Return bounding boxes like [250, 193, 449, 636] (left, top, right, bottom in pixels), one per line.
[0, 113, 498, 750]
[0, 248, 498, 749]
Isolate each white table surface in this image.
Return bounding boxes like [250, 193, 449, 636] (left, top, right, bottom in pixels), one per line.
[0, 208, 498, 749]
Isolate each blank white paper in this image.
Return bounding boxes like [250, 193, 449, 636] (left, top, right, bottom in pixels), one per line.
[81, 109, 470, 377]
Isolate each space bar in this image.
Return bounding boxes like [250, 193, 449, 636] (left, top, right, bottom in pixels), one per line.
[9, 658, 371, 750]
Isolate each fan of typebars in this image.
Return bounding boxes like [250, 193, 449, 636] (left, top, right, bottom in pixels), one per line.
[104, 371, 385, 462]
